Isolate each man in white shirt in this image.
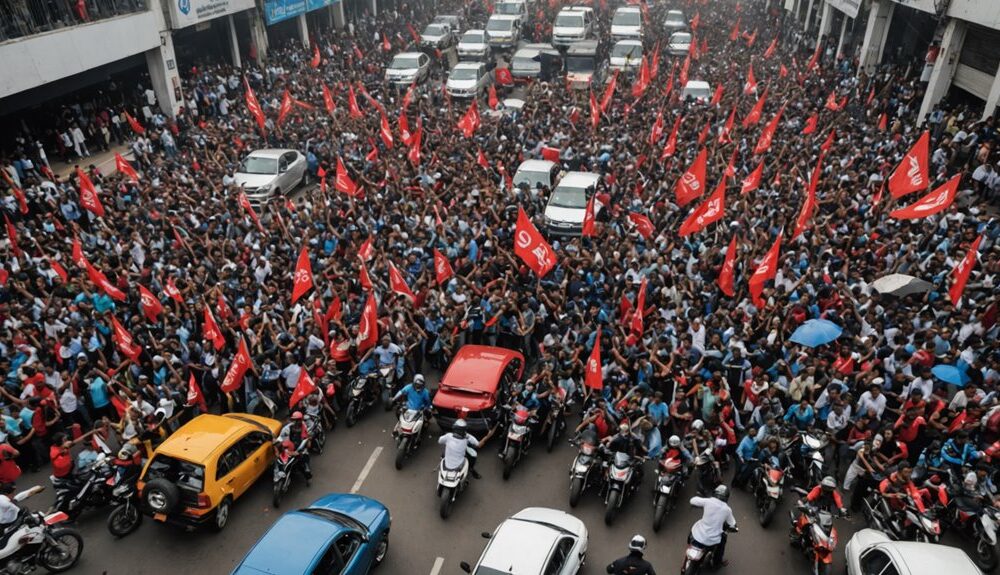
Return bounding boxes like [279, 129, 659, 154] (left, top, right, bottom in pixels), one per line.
[437, 419, 494, 479]
[688, 485, 738, 567]
[856, 382, 887, 420]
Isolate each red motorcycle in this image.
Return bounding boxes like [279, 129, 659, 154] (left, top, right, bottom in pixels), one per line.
[790, 487, 840, 575]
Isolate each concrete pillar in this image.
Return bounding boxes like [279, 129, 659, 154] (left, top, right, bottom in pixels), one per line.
[371, 0, 377, 15]
[804, 0, 815, 32]
[859, 0, 894, 75]
[333, 1, 345, 28]
[297, 14, 309, 48]
[917, 19, 967, 126]
[794, 0, 802, 22]
[837, 15, 848, 58]
[227, 15, 242, 69]
[817, 1, 833, 50]
[983, 63, 1000, 121]
[145, 32, 182, 118]
[249, 10, 269, 65]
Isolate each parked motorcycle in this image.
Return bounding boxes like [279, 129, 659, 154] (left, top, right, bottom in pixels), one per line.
[345, 373, 381, 427]
[271, 438, 308, 508]
[500, 405, 536, 480]
[568, 434, 602, 508]
[652, 454, 687, 532]
[946, 501, 999, 571]
[51, 454, 114, 520]
[543, 390, 567, 453]
[0, 486, 83, 574]
[393, 408, 427, 470]
[680, 525, 738, 575]
[752, 461, 787, 527]
[789, 488, 840, 575]
[603, 450, 645, 525]
[437, 455, 471, 520]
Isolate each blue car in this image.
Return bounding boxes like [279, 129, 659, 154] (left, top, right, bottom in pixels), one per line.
[233, 494, 390, 575]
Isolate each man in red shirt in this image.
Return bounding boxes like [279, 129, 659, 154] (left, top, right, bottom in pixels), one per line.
[48, 431, 96, 479]
[0, 443, 21, 485]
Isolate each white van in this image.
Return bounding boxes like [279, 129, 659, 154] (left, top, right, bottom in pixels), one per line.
[552, 7, 593, 48]
[609, 40, 643, 73]
[681, 80, 712, 104]
[611, 6, 642, 40]
[486, 14, 522, 49]
[544, 171, 601, 236]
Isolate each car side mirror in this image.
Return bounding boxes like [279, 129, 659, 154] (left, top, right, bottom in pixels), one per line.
[279, 165, 288, 173]
[460, 561, 473, 573]
[481, 531, 492, 539]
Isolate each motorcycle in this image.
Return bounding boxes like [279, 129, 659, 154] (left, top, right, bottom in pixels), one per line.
[51, 454, 114, 520]
[0, 486, 83, 574]
[799, 430, 829, 487]
[789, 488, 840, 575]
[104, 458, 143, 538]
[393, 408, 427, 470]
[305, 414, 326, 455]
[651, 454, 687, 532]
[680, 525, 737, 575]
[437, 455, 471, 520]
[863, 492, 942, 543]
[946, 501, 999, 571]
[345, 373, 381, 427]
[693, 447, 720, 496]
[500, 405, 536, 480]
[542, 389, 567, 453]
[568, 434, 602, 508]
[271, 439, 308, 508]
[752, 461, 787, 527]
[602, 450, 645, 525]
[378, 366, 397, 411]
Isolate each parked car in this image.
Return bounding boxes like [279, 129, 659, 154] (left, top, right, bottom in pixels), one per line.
[433, 14, 462, 33]
[232, 494, 391, 575]
[610, 6, 642, 40]
[544, 171, 600, 236]
[421, 22, 456, 49]
[385, 52, 431, 86]
[432, 345, 525, 433]
[609, 40, 643, 73]
[457, 30, 491, 61]
[234, 149, 307, 204]
[664, 9, 686, 31]
[486, 14, 522, 49]
[138, 413, 281, 532]
[668, 31, 692, 56]
[513, 159, 560, 194]
[447, 62, 493, 98]
[494, 0, 528, 21]
[511, 44, 561, 81]
[552, 7, 593, 48]
[681, 80, 712, 104]
[845, 529, 983, 575]
[459, 507, 588, 575]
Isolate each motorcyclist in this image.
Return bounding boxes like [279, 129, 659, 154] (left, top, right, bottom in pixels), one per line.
[438, 419, 494, 480]
[661, 435, 693, 475]
[276, 412, 312, 485]
[732, 427, 759, 488]
[603, 423, 648, 458]
[793, 476, 846, 536]
[878, 464, 925, 514]
[606, 534, 656, 575]
[361, 335, 404, 379]
[688, 485, 738, 567]
[941, 433, 982, 475]
[392, 374, 433, 411]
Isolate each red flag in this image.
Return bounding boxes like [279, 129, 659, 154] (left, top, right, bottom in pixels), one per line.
[745, 28, 757, 47]
[820, 128, 836, 152]
[477, 149, 490, 169]
[488, 84, 499, 110]
[124, 111, 145, 135]
[661, 114, 682, 158]
[434, 249, 454, 285]
[679, 54, 690, 87]
[401, 84, 416, 110]
[4, 215, 21, 258]
[325, 297, 342, 324]
[335, 157, 358, 196]
[718, 105, 736, 144]
[619, 293, 633, 325]
[72, 235, 86, 267]
[541, 146, 560, 162]
[277, 89, 294, 126]
[203, 306, 225, 351]
[378, 110, 394, 149]
[730, 18, 741, 41]
[406, 23, 420, 44]
[889, 173, 960, 220]
[748, 232, 783, 308]
[237, 192, 265, 233]
[513, 207, 556, 277]
[779, 64, 789, 78]
[630, 278, 647, 335]
[352, 43, 364, 62]
[888, 131, 929, 199]
[76, 168, 105, 217]
[742, 86, 768, 127]
[358, 235, 375, 261]
[244, 77, 267, 135]
[382, 35, 392, 52]
[496, 67, 514, 86]
[219, 338, 252, 393]
[679, 175, 726, 236]
[600, 70, 619, 113]
[138, 285, 163, 322]
[867, 86, 876, 106]
[114, 153, 139, 182]
[763, 37, 777, 59]
[698, 123, 710, 151]
[347, 85, 363, 118]
[84, 261, 125, 301]
[949, 234, 984, 306]
[457, 100, 480, 138]
[793, 152, 824, 239]
[709, 84, 724, 107]
[648, 112, 664, 146]
[582, 195, 597, 237]
[359, 261, 373, 291]
[50, 260, 68, 283]
[690, 11, 700, 29]
[291, 246, 314, 304]
[805, 44, 821, 71]
[186, 373, 207, 411]
[310, 43, 321, 68]
[110, 316, 142, 362]
[676, 148, 707, 206]
[663, 63, 676, 97]
[824, 90, 840, 111]
[718, 234, 738, 297]
[632, 56, 651, 98]
[289, 369, 318, 408]
[741, 161, 764, 195]
[584, 329, 603, 390]
[9, 187, 27, 215]
[322, 84, 336, 117]
[628, 212, 655, 239]
[164, 277, 183, 303]
[388, 262, 416, 303]
[357, 294, 379, 353]
[744, 64, 758, 95]
[802, 113, 818, 135]
[877, 113, 888, 131]
[407, 122, 423, 167]
[754, 103, 784, 155]
[590, 88, 600, 130]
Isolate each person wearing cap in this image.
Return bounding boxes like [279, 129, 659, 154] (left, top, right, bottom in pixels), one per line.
[606, 534, 656, 575]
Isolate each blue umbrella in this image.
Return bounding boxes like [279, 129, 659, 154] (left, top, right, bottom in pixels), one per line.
[931, 364, 971, 388]
[789, 319, 843, 348]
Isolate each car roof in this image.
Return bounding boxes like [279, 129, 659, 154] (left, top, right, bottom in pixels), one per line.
[235, 511, 344, 575]
[514, 44, 559, 57]
[614, 39, 643, 48]
[684, 80, 711, 89]
[879, 541, 981, 575]
[246, 149, 297, 159]
[489, 14, 519, 20]
[557, 171, 600, 188]
[615, 5, 640, 12]
[453, 62, 484, 71]
[566, 40, 599, 53]
[438, 345, 524, 394]
[671, 31, 692, 38]
[463, 29, 486, 35]
[667, 9, 684, 15]
[478, 517, 563, 573]
[517, 159, 556, 172]
[155, 414, 278, 463]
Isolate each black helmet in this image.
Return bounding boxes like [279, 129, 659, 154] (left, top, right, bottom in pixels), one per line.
[453, 419, 468, 439]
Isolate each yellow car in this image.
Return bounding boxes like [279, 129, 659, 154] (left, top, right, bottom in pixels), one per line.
[137, 413, 282, 531]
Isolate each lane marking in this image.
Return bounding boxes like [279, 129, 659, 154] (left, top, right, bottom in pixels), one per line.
[430, 557, 445, 575]
[350, 446, 383, 493]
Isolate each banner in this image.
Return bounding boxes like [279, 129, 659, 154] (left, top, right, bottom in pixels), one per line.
[169, 0, 255, 28]
[263, 0, 338, 25]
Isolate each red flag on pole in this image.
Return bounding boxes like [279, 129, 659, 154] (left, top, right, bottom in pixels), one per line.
[742, 87, 768, 127]
[124, 111, 145, 135]
[277, 89, 294, 126]
[457, 100, 480, 138]
[718, 234, 738, 297]
[76, 168, 105, 217]
[335, 157, 358, 196]
[488, 84, 499, 110]
[541, 146, 561, 162]
[889, 173, 960, 220]
[589, 89, 600, 130]
[630, 277, 647, 335]
[9, 187, 27, 215]
[676, 148, 707, 206]
[748, 232, 783, 308]
[741, 161, 764, 195]
[138, 285, 163, 322]
[802, 113, 818, 135]
[754, 103, 785, 155]
[648, 112, 664, 146]
[358, 235, 375, 261]
[679, 54, 690, 87]
[763, 37, 778, 59]
[114, 153, 139, 182]
[310, 43, 321, 68]
[322, 84, 336, 117]
[4, 215, 21, 258]
[679, 176, 726, 236]
[110, 316, 142, 362]
[220, 338, 253, 393]
[244, 77, 267, 135]
[357, 295, 379, 353]
[743, 64, 758, 95]
[661, 114, 682, 158]
[949, 234, 983, 306]
[186, 373, 207, 412]
[584, 329, 602, 390]
[291, 246, 314, 304]
[434, 249, 454, 285]
[792, 152, 824, 239]
[49, 260, 68, 283]
[164, 277, 183, 303]
[379, 110, 394, 149]
[513, 207, 556, 277]
[600, 70, 619, 113]
[388, 262, 417, 303]
[888, 131, 929, 199]
[289, 369, 318, 408]
[202, 306, 226, 350]
[347, 85, 363, 118]
[72, 235, 86, 267]
[582, 195, 597, 237]
[237, 192, 265, 233]
[496, 67, 514, 86]
[718, 105, 736, 144]
[84, 261, 126, 301]
[628, 212, 655, 239]
[359, 260, 373, 291]
[709, 84, 724, 107]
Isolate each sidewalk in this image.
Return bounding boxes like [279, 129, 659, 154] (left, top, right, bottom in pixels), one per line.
[48, 144, 130, 179]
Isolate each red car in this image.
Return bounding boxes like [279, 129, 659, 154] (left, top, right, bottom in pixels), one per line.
[433, 345, 525, 433]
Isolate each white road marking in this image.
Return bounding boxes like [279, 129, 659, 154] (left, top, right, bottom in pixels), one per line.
[430, 557, 445, 575]
[350, 446, 383, 493]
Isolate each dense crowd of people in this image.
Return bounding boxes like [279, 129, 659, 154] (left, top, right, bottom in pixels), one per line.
[0, 0, 998, 568]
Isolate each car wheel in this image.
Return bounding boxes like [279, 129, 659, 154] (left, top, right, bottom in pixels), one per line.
[374, 533, 389, 566]
[142, 478, 180, 515]
[212, 498, 232, 532]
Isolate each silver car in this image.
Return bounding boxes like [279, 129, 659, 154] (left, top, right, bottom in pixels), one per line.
[385, 52, 431, 86]
[668, 31, 692, 56]
[664, 9, 687, 31]
[457, 30, 491, 61]
[845, 529, 983, 575]
[446, 62, 492, 99]
[460, 508, 588, 575]
[233, 149, 307, 204]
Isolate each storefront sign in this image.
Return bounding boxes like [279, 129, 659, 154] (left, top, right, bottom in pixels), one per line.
[263, 0, 338, 24]
[825, 0, 860, 18]
[170, 0, 255, 28]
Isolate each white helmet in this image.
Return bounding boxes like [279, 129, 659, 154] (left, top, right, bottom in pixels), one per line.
[692, 419, 705, 431]
[628, 534, 647, 552]
[668, 435, 681, 448]
[453, 419, 468, 438]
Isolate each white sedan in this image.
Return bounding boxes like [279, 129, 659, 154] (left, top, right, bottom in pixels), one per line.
[845, 529, 983, 575]
[233, 149, 307, 203]
[446, 62, 492, 99]
[460, 507, 588, 575]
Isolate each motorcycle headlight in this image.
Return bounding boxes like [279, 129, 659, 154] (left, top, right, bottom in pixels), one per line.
[921, 516, 940, 534]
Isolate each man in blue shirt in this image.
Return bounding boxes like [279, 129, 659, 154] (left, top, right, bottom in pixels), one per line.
[784, 398, 815, 431]
[392, 374, 432, 411]
[733, 427, 759, 487]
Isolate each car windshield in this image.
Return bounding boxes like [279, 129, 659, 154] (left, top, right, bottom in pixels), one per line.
[424, 24, 447, 36]
[513, 169, 548, 187]
[613, 11, 640, 26]
[513, 54, 539, 69]
[550, 186, 588, 208]
[495, 3, 520, 15]
[300, 507, 367, 531]
[684, 86, 712, 100]
[565, 56, 594, 73]
[671, 33, 692, 44]
[451, 67, 479, 81]
[144, 455, 205, 491]
[239, 156, 277, 175]
[486, 18, 511, 32]
[390, 55, 421, 69]
[462, 31, 485, 43]
[555, 13, 583, 27]
[666, 12, 684, 24]
[612, 43, 641, 59]
[474, 568, 518, 575]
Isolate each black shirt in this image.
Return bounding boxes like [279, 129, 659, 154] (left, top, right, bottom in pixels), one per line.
[606, 551, 656, 575]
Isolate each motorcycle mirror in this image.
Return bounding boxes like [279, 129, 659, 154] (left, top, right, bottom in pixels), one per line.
[481, 532, 492, 539]
[460, 561, 473, 573]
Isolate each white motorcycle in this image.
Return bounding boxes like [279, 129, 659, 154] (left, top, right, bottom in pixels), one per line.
[436, 455, 471, 520]
[0, 486, 83, 574]
[394, 409, 427, 470]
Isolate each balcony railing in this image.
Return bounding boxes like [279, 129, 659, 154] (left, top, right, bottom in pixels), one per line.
[0, 0, 147, 43]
